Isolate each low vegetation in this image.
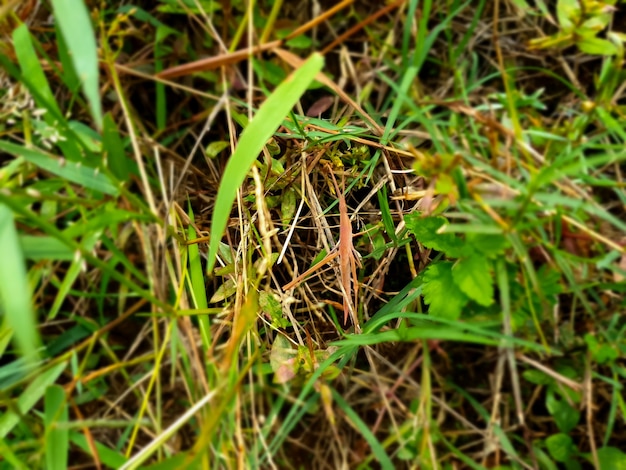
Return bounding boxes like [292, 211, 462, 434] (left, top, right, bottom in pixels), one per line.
[0, 0, 625, 468]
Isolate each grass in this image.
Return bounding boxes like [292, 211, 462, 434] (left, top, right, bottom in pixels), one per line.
[1, 0, 626, 468]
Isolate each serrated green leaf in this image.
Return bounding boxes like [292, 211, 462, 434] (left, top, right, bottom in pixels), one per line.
[405, 215, 468, 257]
[467, 233, 509, 257]
[422, 262, 468, 319]
[452, 255, 494, 307]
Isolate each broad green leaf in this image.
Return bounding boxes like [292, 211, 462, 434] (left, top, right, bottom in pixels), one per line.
[45, 385, 69, 470]
[546, 390, 580, 433]
[467, 233, 509, 257]
[0, 205, 40, 360]
[596, 447, 626, 470]
[50, 0, 102, 129]
[207, 53, 324, 272]
[0, 362, 67, 438]
[545, 433, 576, 463]
[422, 262, 468, 319]
[452, 254, 494, 307]
[0, 141, 118, 196]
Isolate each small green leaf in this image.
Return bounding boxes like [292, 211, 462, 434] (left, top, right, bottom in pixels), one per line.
[556, 0, 580, 31]
[205, 141, 230, 158]
[209, 279, 237, 303]
[422, 262, 468, 319]
[546, 390, 580, 433]
[281, 187, 297, 227]
[50, 0, 102, 128]
[270, 334, 298, 384]
[577, 36, 617, 55]
[207, 53, 324, 273]
[452, 254, 494, 307]
[523, 369, 553, 385]
[260, 291, 288, 328]
[545, 433, 576, 463]
[584, 334, 619, 364]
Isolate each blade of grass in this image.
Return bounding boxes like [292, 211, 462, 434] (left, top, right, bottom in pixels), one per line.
[206, 53, 324, 272]
[0, 141, 119, 196]
[0, 204, 41, 361]
[186, 202, 212, 350]
[0, 362, 67, 438]
[331, 388, 394, 469]
[44, 385, 69, 470]
[12, 24, 62, 117]
[70, 432, 128, 468]
[50, 0, 102, 129]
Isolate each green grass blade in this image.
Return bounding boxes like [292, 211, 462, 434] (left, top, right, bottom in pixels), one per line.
[187, 203, 211, 349]
[12, 24, 62, 117]
[331, 388, 394, 469]
[206, 53, 324, 272]
[19, 235, 75, 261]
[50, 0, 102, 129]
[70, 432, 128, 468]
[0, 362, 67, 438]
[44, 385, 69, 470]
[0, 204, 40, 360]
[0, 141, 119, 196]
